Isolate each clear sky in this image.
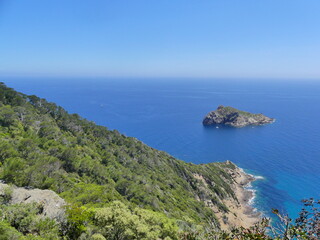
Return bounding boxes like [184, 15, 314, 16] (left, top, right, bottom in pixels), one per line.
[1, 0, 320, 79]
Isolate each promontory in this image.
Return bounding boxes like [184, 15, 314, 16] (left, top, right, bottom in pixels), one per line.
[203, 105, 275, 128]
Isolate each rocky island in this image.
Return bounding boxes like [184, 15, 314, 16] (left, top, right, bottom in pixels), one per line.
[203, 105, 274, 128]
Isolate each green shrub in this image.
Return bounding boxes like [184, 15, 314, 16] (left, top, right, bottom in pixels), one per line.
[94, 201, 179, 240]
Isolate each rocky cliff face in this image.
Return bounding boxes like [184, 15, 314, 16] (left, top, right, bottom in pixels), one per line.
[203, 105, 274, 128]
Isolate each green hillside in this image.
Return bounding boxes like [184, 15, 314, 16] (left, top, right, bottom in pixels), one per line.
[0, 82, 238, 239]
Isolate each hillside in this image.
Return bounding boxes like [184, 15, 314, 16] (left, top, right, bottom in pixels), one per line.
[0, 82, 256, 239]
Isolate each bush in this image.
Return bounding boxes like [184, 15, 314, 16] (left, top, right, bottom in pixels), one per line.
[0, 186, 13, 204]
[0, 203, 60, 239]
[94, 201, 179, 240]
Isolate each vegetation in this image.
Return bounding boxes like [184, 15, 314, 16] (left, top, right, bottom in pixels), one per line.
[0, 196, 318, 239]
[220, 106, 257, 117]
[0, 82, 236, 238]
[0, 82, 236, 220]
[0, 82, 318, 239]
[177, 198, 320, 239]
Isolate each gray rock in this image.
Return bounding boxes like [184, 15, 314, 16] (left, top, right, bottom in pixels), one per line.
[0, 183, 66, 221]
[203, 105, 274, 128]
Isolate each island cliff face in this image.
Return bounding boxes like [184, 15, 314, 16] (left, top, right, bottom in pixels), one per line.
[203, 105, 274, 128]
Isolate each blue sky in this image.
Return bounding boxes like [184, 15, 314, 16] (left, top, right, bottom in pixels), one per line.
[1, 0, 320, 79]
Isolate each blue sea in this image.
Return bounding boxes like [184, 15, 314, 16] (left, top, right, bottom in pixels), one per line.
[4, 77, 320, 219]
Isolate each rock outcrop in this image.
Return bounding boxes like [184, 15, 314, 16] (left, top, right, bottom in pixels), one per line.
[0, 183, 66, 220]
[203, 105, 274, 128]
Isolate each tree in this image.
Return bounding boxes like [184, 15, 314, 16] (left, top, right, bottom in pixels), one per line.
[0, 105, 16, 127]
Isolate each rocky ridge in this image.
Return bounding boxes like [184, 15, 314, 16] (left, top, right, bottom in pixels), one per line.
[203, 105, 274, 128]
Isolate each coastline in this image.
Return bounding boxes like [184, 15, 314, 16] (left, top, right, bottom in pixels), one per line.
[217, 161, 262, 230]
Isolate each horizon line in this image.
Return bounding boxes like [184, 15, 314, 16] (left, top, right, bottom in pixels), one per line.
[1, 73, 320, 82]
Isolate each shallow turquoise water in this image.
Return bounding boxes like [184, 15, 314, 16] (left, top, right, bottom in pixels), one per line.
[4, 78, 320, 218]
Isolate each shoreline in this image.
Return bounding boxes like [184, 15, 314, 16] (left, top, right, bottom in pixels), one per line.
[217, 161, 263, 230]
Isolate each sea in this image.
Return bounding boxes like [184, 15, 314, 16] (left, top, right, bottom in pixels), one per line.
[3, 77, 320, 220]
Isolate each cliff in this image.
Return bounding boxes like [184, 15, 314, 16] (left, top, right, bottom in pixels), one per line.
[203, 105, 274, 128]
